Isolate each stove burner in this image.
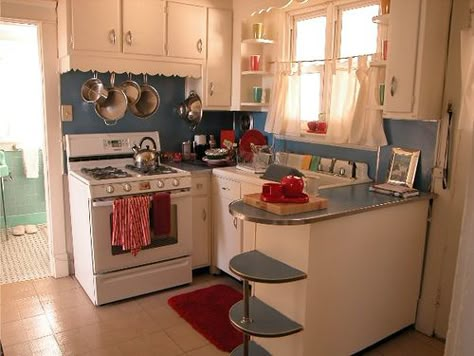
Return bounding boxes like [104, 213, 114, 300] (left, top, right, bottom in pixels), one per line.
[125, 164, 178, 175]
[81, 166, 132, 180]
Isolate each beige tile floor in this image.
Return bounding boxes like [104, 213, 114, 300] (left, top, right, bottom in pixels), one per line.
[0, 272, 445, 356]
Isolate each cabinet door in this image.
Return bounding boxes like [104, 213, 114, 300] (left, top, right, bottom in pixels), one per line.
[212, 195, 241, 278]
[122, 0, 165, 56]
[191, 196, 210, 268]
[206, 8, 232, 107]
[167, 2, 206, 59]
[383, 0, 421, 114]
[71, 0, 121, 53]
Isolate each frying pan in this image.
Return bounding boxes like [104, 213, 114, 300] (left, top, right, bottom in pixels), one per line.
[176, 91, 203, 131]
[119, 73, 141, 106]
[81, 71, 108, 103]
[129, 74, 160, 119]
[94, 73, 127, 125]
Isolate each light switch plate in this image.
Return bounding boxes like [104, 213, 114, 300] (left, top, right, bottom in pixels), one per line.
[61, 105, 73, 122]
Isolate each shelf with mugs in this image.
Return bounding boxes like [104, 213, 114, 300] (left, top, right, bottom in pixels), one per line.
[240, 102, 270, 107]
[241, 70, 273, 76]
[241, 38, 275, 45]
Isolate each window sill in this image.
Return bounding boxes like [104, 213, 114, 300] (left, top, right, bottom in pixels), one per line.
[274, 133, 379, 152]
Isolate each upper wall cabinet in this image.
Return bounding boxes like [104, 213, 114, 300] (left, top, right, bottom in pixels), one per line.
[383, 0, 451, 120]
[58, 0, 221, 77]
[167, 2, 206, 59]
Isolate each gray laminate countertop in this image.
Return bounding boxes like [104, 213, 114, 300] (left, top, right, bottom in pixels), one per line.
[229, 183, 434, 226]
[166, 161, 214, 173]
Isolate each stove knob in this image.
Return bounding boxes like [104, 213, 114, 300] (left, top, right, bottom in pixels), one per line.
[157, 179, 165, 188]
[172, 178, 180, 187]
[106, 185, 115, 194]
[123, 183, 132, 192]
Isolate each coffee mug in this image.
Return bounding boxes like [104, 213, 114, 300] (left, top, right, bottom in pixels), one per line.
[262, 183, 283, 197]
[252, 23, 264, 39]
[249, 55, 261, 71]
[253, 87, 263, 103]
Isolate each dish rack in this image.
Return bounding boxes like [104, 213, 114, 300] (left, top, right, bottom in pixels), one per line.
[236, 145, 273, 174]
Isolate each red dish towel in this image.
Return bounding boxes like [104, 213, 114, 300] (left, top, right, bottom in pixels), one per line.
[112, 195, 151, 256]
[153, 192, 171, 236]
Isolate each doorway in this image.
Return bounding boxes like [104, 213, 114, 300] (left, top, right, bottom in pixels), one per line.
[0, 21, 50, 284]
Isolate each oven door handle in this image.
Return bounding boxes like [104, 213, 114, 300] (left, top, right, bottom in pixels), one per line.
[92, 190, 191, 208]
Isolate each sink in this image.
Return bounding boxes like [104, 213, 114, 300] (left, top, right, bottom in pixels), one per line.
[302, 170, 372, 189]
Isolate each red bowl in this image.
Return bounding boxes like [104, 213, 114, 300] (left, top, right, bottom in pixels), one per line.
[307, 121, 318, 131]
[281, 175, 304, 197]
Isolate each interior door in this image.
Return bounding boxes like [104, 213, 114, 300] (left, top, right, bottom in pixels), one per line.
[122, 0, 165, 56]
[71, 0, 121, 53]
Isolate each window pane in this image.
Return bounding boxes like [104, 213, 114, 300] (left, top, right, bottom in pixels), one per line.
[340, 5, 379, 58]
[295, 16, 326, 61]
[300, 73, 321, 121]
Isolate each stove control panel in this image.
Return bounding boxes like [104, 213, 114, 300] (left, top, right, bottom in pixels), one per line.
[94, 176, 192, 198]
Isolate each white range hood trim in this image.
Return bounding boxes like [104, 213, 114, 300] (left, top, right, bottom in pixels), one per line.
[59, 53, 203, 78]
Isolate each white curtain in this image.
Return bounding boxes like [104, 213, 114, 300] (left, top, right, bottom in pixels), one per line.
[265, 63, 302, 136]
[326, 56, 387, 146]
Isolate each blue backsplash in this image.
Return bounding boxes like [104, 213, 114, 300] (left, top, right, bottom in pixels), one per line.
[60, 71, 438, 191]
[61, 71, 234, 152]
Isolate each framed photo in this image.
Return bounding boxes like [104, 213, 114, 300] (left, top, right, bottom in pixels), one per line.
[387, 147, 420, 188]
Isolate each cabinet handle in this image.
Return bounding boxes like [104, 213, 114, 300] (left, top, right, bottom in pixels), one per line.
[209, 82, 214, 96]
[196, 39, 203, 53]
[202, 208, 207, 221]
[390, 76, 397, 96]
[126, 31, 133, 46]
[221, 187, 230, 191]
[109, 29, 117, 45]
[233, 217, 238, 229]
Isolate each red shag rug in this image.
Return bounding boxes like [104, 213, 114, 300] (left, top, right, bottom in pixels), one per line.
[168, 284, 243, 352]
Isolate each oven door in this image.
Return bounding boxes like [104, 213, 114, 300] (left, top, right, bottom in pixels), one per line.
[90, 190, 192, 274]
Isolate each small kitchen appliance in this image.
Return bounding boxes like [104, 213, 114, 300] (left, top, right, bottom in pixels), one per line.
[66, 131, 192, 305]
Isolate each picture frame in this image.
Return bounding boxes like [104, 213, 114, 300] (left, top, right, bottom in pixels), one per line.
[387, 147, 420, 188]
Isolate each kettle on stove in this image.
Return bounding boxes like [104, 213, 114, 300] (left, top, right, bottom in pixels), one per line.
[132, 136, 159, 169]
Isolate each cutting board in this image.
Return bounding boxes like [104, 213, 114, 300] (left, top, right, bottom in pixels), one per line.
[243, 193, 328, 216]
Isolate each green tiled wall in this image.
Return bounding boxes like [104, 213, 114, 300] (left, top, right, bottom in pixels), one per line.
[0, 150, 46, 227]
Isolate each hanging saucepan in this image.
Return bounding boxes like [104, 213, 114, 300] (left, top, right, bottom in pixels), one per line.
[176, 91, 203, 131]
[81, 71, 108, 103]
[94, 72, 128, 126]
[119, 73, 141, 106]
[129, 74, 160, 119]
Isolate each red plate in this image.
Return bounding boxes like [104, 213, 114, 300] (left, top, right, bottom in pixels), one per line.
[239, 129, 266, 153]
[260, 193, 309, 203]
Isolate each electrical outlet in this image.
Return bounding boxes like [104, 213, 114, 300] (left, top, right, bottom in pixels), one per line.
[61, 105, 73, 122]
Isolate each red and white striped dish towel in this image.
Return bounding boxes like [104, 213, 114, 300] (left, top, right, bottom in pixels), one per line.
[112, 195, 151, 256]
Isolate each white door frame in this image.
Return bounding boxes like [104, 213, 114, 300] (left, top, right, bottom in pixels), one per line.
[1, 0, 70, 277]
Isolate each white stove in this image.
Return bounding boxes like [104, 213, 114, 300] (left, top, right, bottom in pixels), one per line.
[66, 132, 192, 305]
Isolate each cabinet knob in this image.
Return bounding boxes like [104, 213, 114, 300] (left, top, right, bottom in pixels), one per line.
[390, 76, 397, 96]
[196, 39, 203, 53]
[126, 30, 133, 46]
[109, 29, 116, 45]
[209, 82, 214, 96]
[202, 208, 207, 221]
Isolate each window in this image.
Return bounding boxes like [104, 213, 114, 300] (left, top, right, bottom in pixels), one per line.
[291, 1, 380, 132]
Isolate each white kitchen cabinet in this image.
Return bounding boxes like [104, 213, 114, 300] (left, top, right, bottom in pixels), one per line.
[70, 0, 121, 53]
[191, 174, 211, 269]
[123, 0, 165, 56]
[167, 2, 206, 60]
[383, 0, 450, 119]
[205, 7, 233, 108]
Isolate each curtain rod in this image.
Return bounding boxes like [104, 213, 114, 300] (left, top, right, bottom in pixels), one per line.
[270, 52, 376, 64]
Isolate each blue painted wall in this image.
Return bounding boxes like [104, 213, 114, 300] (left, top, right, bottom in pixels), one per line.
[61, 71, 234, 152]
